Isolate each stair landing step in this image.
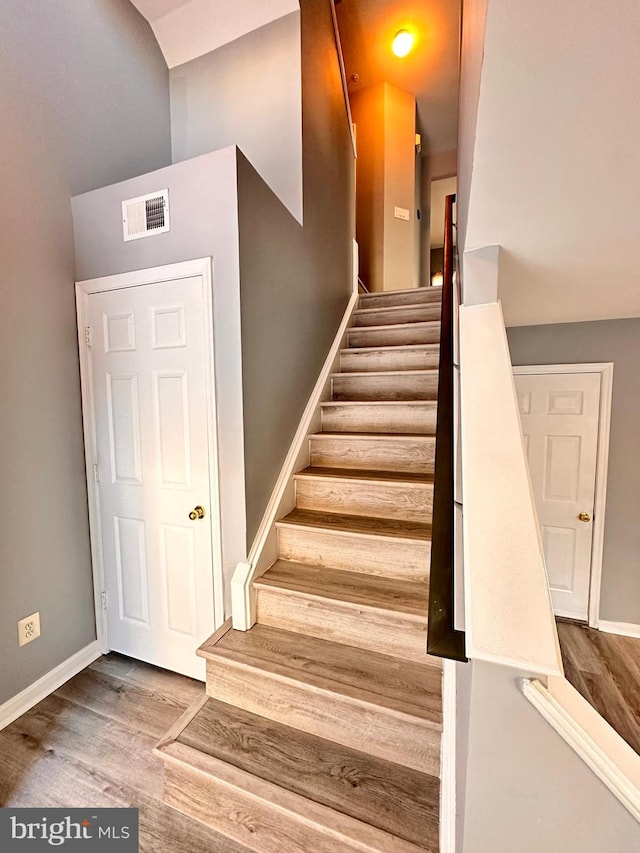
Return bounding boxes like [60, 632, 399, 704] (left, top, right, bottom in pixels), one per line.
[256, 561, 429, 618]
[276, 508, 431, 542]
[159, 697, 439, 851]
[200, 623, 441, 722]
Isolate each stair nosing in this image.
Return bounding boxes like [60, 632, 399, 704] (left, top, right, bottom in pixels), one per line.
[320, 399, 437, 407]
[331, 369, 439, 379]
[293, 468, 434, 487]
[311, 431, 435, 440]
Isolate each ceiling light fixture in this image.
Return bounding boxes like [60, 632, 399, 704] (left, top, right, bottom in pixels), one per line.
[392, 29, 415, 58]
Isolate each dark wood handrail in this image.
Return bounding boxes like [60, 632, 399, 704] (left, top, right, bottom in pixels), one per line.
[427, 193, 467, 662]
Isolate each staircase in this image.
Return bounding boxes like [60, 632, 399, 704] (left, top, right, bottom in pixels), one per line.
[155, 286, 444, 853]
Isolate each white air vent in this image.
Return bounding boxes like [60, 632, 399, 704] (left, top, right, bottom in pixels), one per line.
[122, 189, 170, 242]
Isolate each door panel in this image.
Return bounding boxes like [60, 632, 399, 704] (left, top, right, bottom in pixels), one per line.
[88, 275, 215, 680]
[515, 371, 601, 620]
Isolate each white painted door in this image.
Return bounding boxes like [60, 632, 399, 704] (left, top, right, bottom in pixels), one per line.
[514, 371, 601, 620]
[87, 275, 216, 680]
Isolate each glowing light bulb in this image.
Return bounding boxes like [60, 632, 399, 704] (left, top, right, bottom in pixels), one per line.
[392, 29, 415, 58]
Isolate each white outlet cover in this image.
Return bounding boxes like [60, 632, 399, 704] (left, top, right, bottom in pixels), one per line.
[18, 611, 41, 647]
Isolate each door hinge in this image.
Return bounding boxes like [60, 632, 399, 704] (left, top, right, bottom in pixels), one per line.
[93, 463, 100, 483]
[84, 326, 93, 347]
[101, 591, 108, 610]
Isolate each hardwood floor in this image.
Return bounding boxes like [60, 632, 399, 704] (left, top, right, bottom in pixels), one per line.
[557, 621, 640, 755]
[0, 653, 250, 853]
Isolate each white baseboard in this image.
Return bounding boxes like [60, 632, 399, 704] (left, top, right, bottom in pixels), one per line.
[440, 659, 457, 853]
[0, 640, 101, 731]
[598, 620, 640, 640]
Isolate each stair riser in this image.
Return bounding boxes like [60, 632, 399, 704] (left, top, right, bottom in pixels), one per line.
[257, 588, 432, 664]
[295, 477, 434, 523]
[348, 324, 440, 348]
[332, 373, 438, 402]
[277, 526, 430, 582]
[359, 289, 442, 309]
[205, 658, 440, 776]
[310, 436, 436, 474]
[321, 403, 437, 434]
[163, 758, 425, 853]
[354, 305, 441, 327]
[340, 347, 440, 373]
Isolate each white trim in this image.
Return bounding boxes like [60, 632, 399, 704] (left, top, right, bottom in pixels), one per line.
[75, 258, 225, 654]
[598, 620, 640, 640]
[512, 362, 614, 628]
[523, 676, 640, 824]
[231, 292, 359, 630]
[440, 659, 457, 853]
[352, 238, 359, 295]
[0, 641, 101, 731]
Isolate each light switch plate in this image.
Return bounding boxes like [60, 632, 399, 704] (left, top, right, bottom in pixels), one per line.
[394, 206, 410, 221]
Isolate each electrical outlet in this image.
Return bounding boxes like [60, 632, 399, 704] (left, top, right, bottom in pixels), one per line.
[18, 612, 41, 647]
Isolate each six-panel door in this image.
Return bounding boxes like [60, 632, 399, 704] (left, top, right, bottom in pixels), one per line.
[514, 371, 601, 621]
[88, 276, 215, 680]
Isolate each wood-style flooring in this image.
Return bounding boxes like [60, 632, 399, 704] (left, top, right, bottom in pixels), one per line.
[557, 621, 640, 755]
[0, 654, 250, 853]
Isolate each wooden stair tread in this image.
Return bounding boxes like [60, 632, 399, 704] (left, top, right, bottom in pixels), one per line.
[277, 508, 431, 541]
[206, 623, 442, 722]
[354, 303, 440, 317]
[313, 431, 434, 440]
[174, 697, 439, 849]
[255, 561, 429, 616]
[341, 344, 440, 355]
[331, 369, 438, 379]
[321, 399, 437, 407]
[348, 320, 440, 333]
[294, 466, 434, 484]
[359, 287, 441, 300]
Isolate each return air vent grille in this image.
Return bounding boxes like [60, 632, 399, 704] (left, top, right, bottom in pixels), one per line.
[122, 189, 170, 241]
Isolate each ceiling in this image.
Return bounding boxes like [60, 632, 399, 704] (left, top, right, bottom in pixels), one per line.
[129, 0, 299, 68]
[336, 0, 461, 156]
[129, 0, 192, 22]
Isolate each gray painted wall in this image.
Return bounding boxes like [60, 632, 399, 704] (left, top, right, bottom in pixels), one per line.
[0, 0, 171, 705]
[237, 0, 355, 545]
[508, 319, 640, 626]
[73, 0, 355, 583]
[72, 148, 246, 618]
[459, 662, 640, 852]
[170, 13, 303, 223]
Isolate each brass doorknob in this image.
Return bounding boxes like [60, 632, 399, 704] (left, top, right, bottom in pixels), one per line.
[578, 512, 591, 523]
[189, 505, 206, 521]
